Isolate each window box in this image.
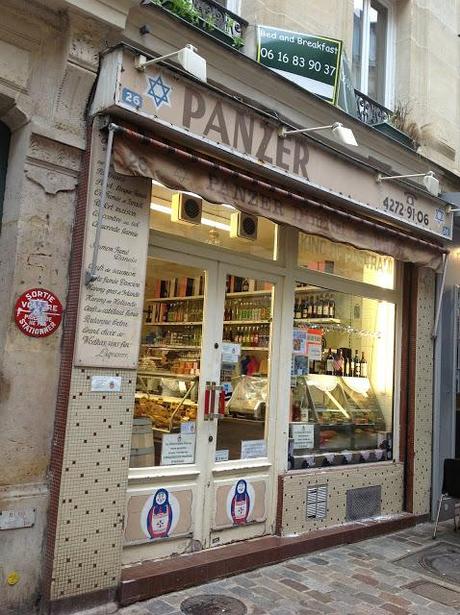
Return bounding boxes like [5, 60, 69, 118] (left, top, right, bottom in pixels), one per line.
[373, 121, 418, 150]
[153, 0, 246, 49]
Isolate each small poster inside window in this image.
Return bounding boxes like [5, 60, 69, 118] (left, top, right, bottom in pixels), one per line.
[307, 328, 323, 360]
[222, 342, 241, 364]
[291, 423, 315, 449]
[241, 439, 267, 459]
[161, 434, 195, 465]
[292, 329, 307, 355]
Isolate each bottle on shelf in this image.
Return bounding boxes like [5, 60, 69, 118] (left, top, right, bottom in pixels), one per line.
[322, 295, 330, 318]
[317, 296, 324, 318]
[301, 297, 308, 319]
[307, 296, 314, 317]
[360, 352, 367, 378]
[326, 348, 334, 375]
[344, 353, 349, 377]
[242, 278, 250, 292]
[295, 299, 302, 320]
[329, 296, 336, 318]
[353, 350, 361, 377]
[333, 349, 344, 376]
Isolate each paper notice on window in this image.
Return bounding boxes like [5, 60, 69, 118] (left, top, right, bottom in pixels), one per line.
[241, 439, 267, 459]
[222, 342, 241, 364]
[180, 421, 196, 434]
[160, 433, 195, 465]
[292, 329, 307, 355]
[215, 449, 229, 462]
[291, 423, 315, 449]
[307, 329, 323, 360]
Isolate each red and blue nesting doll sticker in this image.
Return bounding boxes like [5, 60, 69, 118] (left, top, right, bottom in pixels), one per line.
[227, 479, 255, 526]
[141, 488, 179, 540]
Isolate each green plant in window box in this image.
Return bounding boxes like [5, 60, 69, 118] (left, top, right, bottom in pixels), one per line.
[232, 35, 244, 49]
[160, 0, 200, 25]
[151, 0, 245, 49]
[202, 13, 217, 32]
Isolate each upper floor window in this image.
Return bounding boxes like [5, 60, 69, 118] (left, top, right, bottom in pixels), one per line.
[215, 0, 241, 14]
[352, 0, 394, 107]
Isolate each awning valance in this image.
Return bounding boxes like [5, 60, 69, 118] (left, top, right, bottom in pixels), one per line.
[111, 124, 446, 270]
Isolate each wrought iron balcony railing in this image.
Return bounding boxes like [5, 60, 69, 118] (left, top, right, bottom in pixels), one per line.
[144, 0, 248, 49]
[355, 90, 392, 126]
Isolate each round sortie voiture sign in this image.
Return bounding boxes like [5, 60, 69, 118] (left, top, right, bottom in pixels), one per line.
[14, 288, 63, 337]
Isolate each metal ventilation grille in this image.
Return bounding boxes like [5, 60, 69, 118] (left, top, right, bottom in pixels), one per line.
[306, 485, 327, 519]
[346, 485, 381, 521]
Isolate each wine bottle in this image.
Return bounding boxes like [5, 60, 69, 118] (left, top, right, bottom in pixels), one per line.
[326, 348, 334, 375]
[329, 296, 335, 318]
[242, 278, 249, 292]
[317, 295, 324, 317]
[353, 350, 360, 377]
[334, 349, 344, 376]
[302, 298, 309, 319]
[360, 352, 367, 378]
[295, 299, 302, 319]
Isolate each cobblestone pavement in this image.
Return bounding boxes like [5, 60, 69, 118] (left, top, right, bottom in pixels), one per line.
[118, 522, 460, 615]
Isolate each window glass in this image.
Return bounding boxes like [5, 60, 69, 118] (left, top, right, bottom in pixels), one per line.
[150, 182, 277, 261]
[289, 283, 394, 468]
[298, 233, 395, 289]
[368, 1, 388, 102]
[217, 274, 273, 461]
[352, 0, 389, 105]
[132, 258, 205, 468]
[352, 0, 364, 91]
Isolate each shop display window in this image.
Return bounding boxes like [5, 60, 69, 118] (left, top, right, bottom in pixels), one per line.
[289, 282, 394, 468]
[150, 182, 278, 261]
[216, 274, 273, 461]
[298, 232, 395, 289]
[131, 258, 204, 468]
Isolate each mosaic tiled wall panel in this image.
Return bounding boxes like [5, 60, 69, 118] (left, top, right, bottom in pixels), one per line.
[280, 462, 404, 535]
[413, 267, 435, 515]
[50, 367, 136, 600]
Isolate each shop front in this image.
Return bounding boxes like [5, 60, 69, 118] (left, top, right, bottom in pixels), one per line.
[43, 45, 450, 611]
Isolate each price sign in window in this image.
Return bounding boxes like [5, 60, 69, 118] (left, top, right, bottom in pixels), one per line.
[256, 26, 343, 104]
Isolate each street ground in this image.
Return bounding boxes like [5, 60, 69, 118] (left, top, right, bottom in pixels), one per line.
[99, 521, 460, 615]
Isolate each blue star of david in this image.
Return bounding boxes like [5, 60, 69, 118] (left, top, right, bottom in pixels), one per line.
[434, 208, 445, 223]
[146, 75, 171, 108]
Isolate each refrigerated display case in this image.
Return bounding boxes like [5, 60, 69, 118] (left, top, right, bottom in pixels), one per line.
[288, 374, 390, 468]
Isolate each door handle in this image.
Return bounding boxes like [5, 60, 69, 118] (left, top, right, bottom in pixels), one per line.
[204, 382, 224, 420]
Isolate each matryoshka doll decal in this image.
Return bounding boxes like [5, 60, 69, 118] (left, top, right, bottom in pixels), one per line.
[231, 479, 250, 525]
[147, 488, 173, 539]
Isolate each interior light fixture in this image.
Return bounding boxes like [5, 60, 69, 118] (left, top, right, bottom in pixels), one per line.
[278, 122, 358, 147]
[376, 171, 440, 196]
[150, 203, 230, 231]
[135, 44, 207, 82]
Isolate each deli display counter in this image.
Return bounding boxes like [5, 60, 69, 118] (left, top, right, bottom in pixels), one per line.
[288, 374, 391, 469]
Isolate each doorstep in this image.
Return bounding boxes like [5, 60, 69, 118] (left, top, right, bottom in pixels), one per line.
[119, 512, 424, 606]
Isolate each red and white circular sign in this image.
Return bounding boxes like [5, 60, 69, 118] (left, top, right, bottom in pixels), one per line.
[14, 288, 63, 338]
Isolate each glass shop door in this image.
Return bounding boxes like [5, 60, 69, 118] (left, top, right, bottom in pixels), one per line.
[200, 262, 281, 549]
[132, 249, 280, 553]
